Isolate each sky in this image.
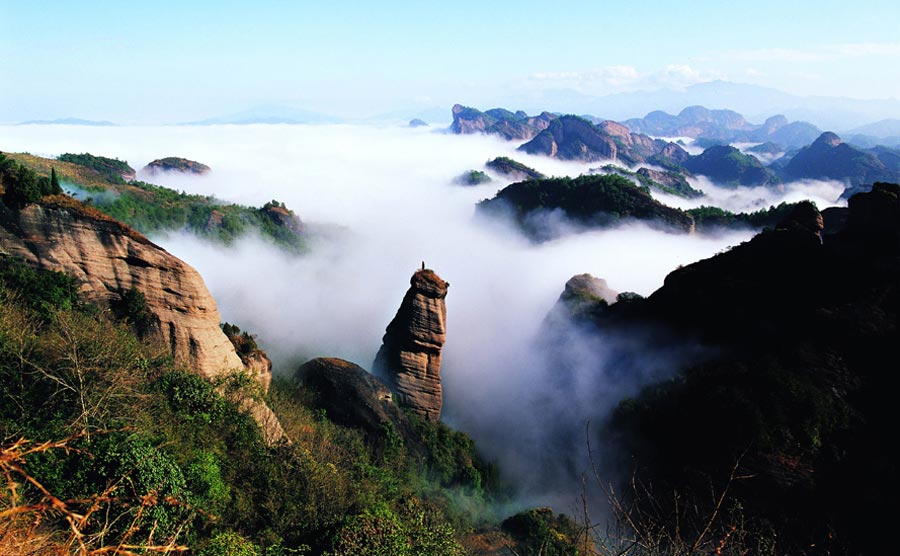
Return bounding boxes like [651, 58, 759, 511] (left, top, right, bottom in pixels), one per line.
[3, 0, 900, 123]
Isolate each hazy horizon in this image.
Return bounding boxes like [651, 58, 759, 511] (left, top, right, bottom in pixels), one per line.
[3, 1, 900, 128]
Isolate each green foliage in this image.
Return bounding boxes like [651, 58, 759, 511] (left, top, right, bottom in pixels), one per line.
[0, 266, 489, 554]
[222, 322, 261, 360]
[0, 258, 81, 319]
[683, 145, 780, 187]
[454, 169, 492, 186]
[485, 157, 546, 180]
[196, 531, 262, 556]
[502, 508, 583, 556]
[408, 412, 495, 493]
[113, 286, 154, 335]
[328, 500, 464, 556]
[689, 201, 804, 231]
[479, 173, 695, 238]
[93, 180, 306, 251]
[0, 152, 62, 206]
[58, 152, 134, 184]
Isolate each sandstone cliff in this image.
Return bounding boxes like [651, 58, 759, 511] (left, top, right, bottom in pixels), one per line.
[373, 269, 448, 421]
[450, 104, 554, 140]
[0, 196, 283, 441]
[518, 115, 686, 166]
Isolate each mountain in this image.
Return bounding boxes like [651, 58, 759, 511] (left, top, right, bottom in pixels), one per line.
[504, 81, 900, 131]
[18, 117, 116, 126]
[624, 106, 821, 148]
[782, 132, 900, 190]
[682, 145, 781, 187]
[143, 157, 211, 175]
[592, 164, 703, 198]
[449, 104, 555, 140]
[477, 173, 695, 239]
[846, 118, 900, 138]
[517, 115, 688, 166]
[485, 156, 546, 180]
[567, 186, 900, 555]
[623, 105, 754, 139]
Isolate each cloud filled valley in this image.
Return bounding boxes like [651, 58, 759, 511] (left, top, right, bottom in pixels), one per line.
[0, 122, 847, 510]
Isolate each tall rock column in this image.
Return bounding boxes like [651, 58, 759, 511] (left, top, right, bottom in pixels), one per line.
[373, 268, 448, 421]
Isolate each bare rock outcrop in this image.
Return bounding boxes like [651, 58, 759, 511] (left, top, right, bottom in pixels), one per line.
[373, 268, 448, 421]
[296, 357, 415, 441]
[0, 198, 283, 441]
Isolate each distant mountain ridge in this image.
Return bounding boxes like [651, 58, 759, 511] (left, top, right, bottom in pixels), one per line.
[18, 118, 116, 126]
[183, 105, 342, 125]
[623, 105, 821, 148]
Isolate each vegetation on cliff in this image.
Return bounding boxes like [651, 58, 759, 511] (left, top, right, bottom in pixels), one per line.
[58, 152, 136, 183]
[3, 151, 306, 252]
[478, 173, 695, 239]
[0, 152, 63, 206]
[682, 145, 781, 187]
[0, 259, 500, 555]
[589, 185, 900, 555]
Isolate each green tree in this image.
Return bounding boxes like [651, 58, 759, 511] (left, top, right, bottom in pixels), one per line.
[50, 167, 61, 193]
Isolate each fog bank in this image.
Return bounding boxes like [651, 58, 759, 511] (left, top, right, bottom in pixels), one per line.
[1, 123, 835, 509]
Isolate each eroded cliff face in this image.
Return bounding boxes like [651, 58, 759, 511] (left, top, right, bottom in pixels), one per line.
[373, 269, 448, 421]
[0, 198, 283, 440]
[0, 200, 245, 378]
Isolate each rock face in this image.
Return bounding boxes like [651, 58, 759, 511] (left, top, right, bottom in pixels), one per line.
[0, 199, 243, 378]
[143, 157, 211, 176]
[295, 357, 413, 440]
[373, 269, 448, 421]
[450, 104, 554, 140]
[623, 106, 821, 148]
[518, 115, 686, 166]
[0, 197, 284, 442]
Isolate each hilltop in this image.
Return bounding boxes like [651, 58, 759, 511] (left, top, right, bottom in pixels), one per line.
[3, 151, 306, 251]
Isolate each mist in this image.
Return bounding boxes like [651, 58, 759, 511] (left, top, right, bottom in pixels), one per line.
[651, 174, 846, 213]
[1, 122, 836, 511]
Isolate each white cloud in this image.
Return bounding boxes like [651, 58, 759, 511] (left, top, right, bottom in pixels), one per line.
[1, 122, 841, 510]
[525, 64, 723, 95]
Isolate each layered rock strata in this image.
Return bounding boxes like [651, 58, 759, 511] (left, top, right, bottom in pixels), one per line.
[0, 198, 283, 441]
[373, 268, 448, 421]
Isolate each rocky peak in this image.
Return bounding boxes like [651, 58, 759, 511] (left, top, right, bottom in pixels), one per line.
[556, 273, 618, 321]
[775, 200, 824, 239]
[814, 132, 843, 148]
[372, 268, 449, 421]
[762, 114, 789, 133]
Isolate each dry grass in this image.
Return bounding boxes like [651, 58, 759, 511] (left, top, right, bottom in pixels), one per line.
[1, 434, 190, 556]
[3, 153, 114, 192]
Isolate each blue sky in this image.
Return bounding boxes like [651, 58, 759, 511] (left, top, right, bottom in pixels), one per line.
[2, 0, 900, 123]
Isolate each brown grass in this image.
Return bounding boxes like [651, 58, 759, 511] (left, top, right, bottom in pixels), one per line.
[1, 434, 189, 556]
[3, 153, 115, 192]
[38, 195, 153, 246]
